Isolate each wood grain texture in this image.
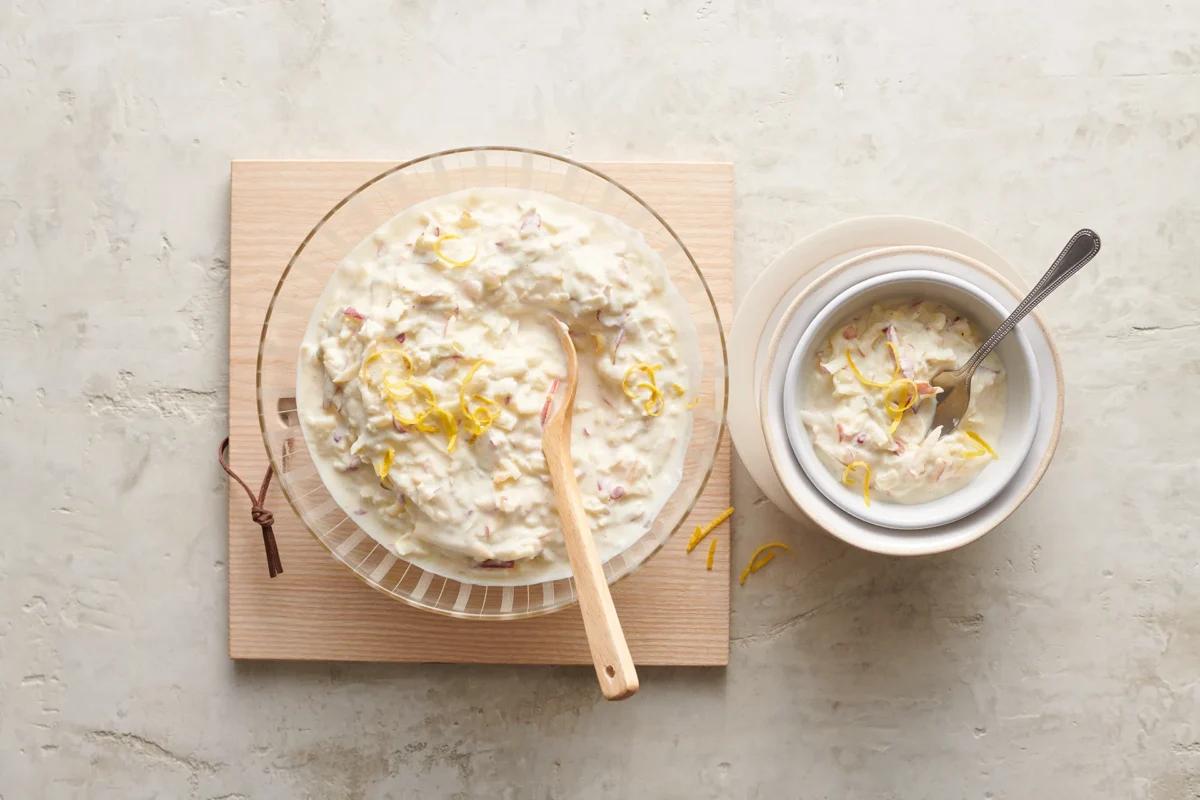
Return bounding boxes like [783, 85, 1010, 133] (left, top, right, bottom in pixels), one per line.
[542, 319, 638, 696]
[228, 160, 733, 665]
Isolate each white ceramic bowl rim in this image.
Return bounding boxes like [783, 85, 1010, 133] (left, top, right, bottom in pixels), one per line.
[780, 269, 1041, 530]
[758, 245, 1064, 556]
[726, 217, 1021, 518]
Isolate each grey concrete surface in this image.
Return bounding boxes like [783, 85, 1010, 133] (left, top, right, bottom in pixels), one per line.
[3, 1, 1199, 798]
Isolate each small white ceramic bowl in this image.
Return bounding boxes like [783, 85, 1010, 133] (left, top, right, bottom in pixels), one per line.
[780, 269, 1041, 530]
[757, 245, 1063, 555]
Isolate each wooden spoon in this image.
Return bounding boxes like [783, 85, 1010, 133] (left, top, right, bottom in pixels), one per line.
[542, 316, 639, 700]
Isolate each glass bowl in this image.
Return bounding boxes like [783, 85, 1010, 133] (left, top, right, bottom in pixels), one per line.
[256, 147, 728, 620]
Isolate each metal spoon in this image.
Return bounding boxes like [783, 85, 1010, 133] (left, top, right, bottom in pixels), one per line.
[542, 316, 639, 700]
[930, 229, 1101, 435]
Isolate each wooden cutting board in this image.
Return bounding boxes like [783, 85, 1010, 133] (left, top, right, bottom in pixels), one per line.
[228, 160, 733, 665]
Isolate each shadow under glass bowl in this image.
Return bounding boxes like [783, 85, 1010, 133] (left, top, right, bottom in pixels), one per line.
[256, 146, 728, 620]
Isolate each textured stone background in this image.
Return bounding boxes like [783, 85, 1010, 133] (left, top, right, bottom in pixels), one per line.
[3, 1, 1199, 798]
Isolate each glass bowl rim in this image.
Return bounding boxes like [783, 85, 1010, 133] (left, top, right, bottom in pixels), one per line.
[254, 145, 730, 619]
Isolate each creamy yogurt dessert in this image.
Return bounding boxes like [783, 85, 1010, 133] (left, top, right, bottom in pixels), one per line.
[799, 299, 1005, 504]
[296, 188, 699, 583]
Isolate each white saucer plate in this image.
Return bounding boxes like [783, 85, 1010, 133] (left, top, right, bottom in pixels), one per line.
[728, 217, 1063, 553]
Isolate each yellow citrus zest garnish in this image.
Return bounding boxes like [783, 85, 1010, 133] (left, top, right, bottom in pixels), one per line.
[406, 380, 437, 405]
[738, 542, 791, 585]
[366, 346, 501, 454]
[387, 377, 459, 451]
[433, 232, 477, 268]
[380, 373, 411, 400]
[429, 405, 458, 452]
[622, 363, 666, 417]
[374, 447, 395, 480]
[636, 381, 664, 416]
[458, 359, 497, 437]
[965, 430, 997, 459]
[669, 382, 686, 397]
[706, 537, 717, 571]
[687, 396, 702, 410]
[845, 348, 892, 389]
[359, 347, 414, 386]
[844, 340, 923, 441]
[622, 363, 661, 396]
[390, 404, 438, 433]
[686, 506, 734, 553]
[885, 340, 904, 380]
[883, 378, 916, 435]
[842, 460, 872, 506]
[883, 379, 918, 414]
[745, 551, 776, 578]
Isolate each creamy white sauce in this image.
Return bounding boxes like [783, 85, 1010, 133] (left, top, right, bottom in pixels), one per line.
[297, 188, 698, 584]
[800, 299, 1006, 504]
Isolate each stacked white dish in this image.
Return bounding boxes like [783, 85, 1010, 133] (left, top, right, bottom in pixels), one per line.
[728, 217, 1064, 555]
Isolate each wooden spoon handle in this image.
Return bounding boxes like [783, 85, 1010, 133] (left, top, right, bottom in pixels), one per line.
[544, 448, 639, 700]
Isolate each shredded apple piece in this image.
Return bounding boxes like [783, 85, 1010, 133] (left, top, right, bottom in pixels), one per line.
[610, 326, 626, 364]
[842, 460, 871, 506]
[738, 542, 790, 585]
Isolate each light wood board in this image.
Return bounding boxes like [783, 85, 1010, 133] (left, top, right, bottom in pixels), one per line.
[228, 160, 733, 665]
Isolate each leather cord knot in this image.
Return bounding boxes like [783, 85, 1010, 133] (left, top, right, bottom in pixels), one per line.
[218, 437, 283, 578]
